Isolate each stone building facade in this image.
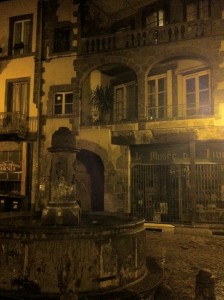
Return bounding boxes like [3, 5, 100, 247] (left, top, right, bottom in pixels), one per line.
[75, 0, 224, 224]
[1, 0, 224, 224]
[0, 0, 39, 212]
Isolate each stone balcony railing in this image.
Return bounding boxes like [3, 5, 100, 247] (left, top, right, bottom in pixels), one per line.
[0, 112, 37, 138]
[81, 19, 213, 54]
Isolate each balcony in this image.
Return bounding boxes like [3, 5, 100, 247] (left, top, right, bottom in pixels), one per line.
[81, 103, 212, 127]
[80, 19, 214, 55]
[146, 103, 213, 121]
[81, 107, 138, 126]
[0, 112, 38, 141]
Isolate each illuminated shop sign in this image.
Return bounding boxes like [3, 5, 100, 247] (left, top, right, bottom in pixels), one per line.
[0, 161, 21, 172]
[131, 141, 224, 165]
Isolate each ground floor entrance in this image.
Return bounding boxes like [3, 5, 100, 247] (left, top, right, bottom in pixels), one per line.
[131, 142, 224, 223]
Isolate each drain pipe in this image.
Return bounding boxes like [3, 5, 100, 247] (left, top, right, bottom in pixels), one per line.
[34, 0, 43, 212]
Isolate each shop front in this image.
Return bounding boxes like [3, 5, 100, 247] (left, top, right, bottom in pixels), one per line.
[0, 143, 28, 212]
[131, 141, 224, 224]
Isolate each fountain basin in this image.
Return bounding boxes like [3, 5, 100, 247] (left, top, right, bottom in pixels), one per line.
[0, 212, 162, 299]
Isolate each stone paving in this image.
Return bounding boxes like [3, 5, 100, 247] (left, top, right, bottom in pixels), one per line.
[146, 229, 224, 300]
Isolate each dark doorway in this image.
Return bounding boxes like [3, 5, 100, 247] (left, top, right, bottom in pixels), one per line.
[77, 149, 104, 211]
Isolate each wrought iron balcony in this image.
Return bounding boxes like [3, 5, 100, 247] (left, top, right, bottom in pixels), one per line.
[0, 112, 37, 140]
[81, 107, 138, 126]
[81, 104, 212, 126]
[80, 19, 215, 54]
[146, 104, 213, 121]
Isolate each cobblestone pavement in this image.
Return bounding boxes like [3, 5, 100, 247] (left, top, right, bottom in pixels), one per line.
[146, 229, 224, 300]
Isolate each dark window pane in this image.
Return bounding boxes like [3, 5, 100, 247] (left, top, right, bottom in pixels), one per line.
[187, 94, 195, 106]
[65, 93, 73, 104]
[65, 104, 73, 114]
[186, 78, 195, 93]
[158, 78, 165, 92]
[55, 94, 62, 104]
[148, 80, 155, 94]
[54, 105, 62, 115]
[54, 27, 70, 53]
[199, 90, 209, 104]
[199, 74, 209, 90]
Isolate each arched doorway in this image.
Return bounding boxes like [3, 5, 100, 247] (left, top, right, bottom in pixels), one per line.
[76, 149, 104, 211]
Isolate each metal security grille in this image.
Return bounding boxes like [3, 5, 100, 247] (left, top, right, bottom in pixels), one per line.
[131, 164, 224, 223]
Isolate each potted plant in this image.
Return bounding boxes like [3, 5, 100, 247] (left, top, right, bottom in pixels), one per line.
[90, 84, 114, 123]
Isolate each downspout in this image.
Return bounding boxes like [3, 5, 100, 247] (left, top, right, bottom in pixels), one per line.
[34, 0, 43, 212]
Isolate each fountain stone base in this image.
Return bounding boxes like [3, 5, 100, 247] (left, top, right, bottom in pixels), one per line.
[41, 202, 81, 226]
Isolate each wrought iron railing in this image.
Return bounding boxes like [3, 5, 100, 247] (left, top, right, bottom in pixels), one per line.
[81, 107, 138, 126]
[147, 104, 212, 121]
[81, 103, 212, 126]
[0, 112, 37, 135]
[81, 19, 213, 54]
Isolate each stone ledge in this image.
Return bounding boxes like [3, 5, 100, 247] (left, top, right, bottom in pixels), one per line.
[144, 222, 175, 233]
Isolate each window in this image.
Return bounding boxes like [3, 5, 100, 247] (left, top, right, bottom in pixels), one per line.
[7, 79, 29, 115]
[114, 82, 137, 122]
[185, 0, 210, 21]
[54, 92, 73, 115]
[0, 151, 22, 181]
[184, 71, 210, 116]
[9, 15, 32, 55]
[53, 26, 71, 53]
[0, 151, 22, 196]
[145, 9, 165, 28]
[147, 75, 167, 120]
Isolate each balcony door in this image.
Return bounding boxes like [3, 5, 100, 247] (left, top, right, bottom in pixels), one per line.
[147, 74, 167, 120]
[183, 71, 210, 116]
[114, 82, 137, 122]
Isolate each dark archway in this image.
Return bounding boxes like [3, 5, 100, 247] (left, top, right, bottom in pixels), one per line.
[77, 149, 104, 211]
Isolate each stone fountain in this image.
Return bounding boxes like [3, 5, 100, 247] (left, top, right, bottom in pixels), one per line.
[41, 127, 81, 226]
[0, 127, 163, 299]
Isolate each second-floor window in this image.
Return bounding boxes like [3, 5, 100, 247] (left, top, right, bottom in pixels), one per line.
[9, 15, 33, 55]
[114, 82, 137, 122]
[145, 9, 165, 28]
[54, 92, 73, 115]
[184, 71, 210, 115]
[185, 0, 210, 21]
[147, 75, 167, 120]
[7, 80, 29, 115]
[53, 26, 71, 53]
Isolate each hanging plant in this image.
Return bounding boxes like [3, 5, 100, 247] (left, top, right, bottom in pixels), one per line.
[90, 84, 114, 121]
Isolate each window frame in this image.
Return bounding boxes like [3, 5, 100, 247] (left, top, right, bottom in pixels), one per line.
[145, 9, 165, 28]
[183, 70, 211, 116]
[53, 91, 74, 116]
[147, 73, 168, 120]
[142, 1, 169, 29]
[113, 81, 137, 122]
[6, 77, 30, 116]
[9, 14, 33, 56]
[53, 22, 73, 54]
[184, 0, 211, 22]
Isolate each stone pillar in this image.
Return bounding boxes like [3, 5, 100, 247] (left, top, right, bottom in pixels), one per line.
[195, 269, 216, 300]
